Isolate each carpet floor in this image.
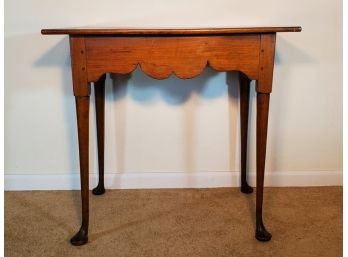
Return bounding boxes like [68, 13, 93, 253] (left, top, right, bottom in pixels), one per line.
[5, 187, 342, 257]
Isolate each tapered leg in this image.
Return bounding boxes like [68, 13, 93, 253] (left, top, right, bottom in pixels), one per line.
[92, 75, 106, 195]
[70, 96, 90, 246]
[255, 93, 272, 241]
[239, 73, 253, 194]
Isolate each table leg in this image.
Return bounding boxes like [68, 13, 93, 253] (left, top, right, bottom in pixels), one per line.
[92, 75, 106, 195]
[239, 72, 253, 194]
[255, 92, 272, 241]
[70, 96, 90, 246]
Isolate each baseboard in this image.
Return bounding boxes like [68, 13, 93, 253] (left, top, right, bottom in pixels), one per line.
[4, 170, 342, 191]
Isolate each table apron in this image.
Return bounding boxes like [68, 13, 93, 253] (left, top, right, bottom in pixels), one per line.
[83, 35, 262, 82]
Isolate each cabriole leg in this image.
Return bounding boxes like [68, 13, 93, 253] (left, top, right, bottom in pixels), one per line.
[92, 75, 106, 195]
[255, 92, 272, 241]
[239, 72, 253, 194]
[71, 96, 90, 246]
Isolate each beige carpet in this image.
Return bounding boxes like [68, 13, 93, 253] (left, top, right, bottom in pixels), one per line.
[5, 187, 342, 257]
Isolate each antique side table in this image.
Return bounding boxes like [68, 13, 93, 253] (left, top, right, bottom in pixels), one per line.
[41, 27, 301, 245]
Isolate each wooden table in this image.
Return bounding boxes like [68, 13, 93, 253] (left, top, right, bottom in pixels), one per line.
[41, 27, 301, 246]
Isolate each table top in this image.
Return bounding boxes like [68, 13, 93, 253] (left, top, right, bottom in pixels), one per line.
[41, 26, 302, 36]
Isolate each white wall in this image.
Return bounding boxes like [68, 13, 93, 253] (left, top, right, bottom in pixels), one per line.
[4, 0, 342, 189]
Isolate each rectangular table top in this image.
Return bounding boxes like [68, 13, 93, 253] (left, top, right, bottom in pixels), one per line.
[41, 26, 302, 36]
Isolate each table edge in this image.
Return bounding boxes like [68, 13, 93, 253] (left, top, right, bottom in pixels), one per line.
[41, 27, 302, 35]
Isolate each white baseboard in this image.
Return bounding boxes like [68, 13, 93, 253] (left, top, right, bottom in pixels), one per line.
[4, 170, 342, 191]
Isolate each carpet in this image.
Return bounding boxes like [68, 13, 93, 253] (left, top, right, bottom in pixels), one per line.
[4, 187, 342, 257]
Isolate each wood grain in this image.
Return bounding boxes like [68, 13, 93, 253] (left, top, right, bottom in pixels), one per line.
[85, 35, 261, 81]
[70, 96, 90, 246]
[257, 33, 276, 93]
[255, 92, 272, 241]
[69, 36, 90, 96]
[42, 26, 302, 35]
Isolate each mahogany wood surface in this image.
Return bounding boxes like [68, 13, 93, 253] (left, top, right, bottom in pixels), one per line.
[69, 37, 89, 96]
[92, 75, 106, 196]
[256, 93, 272, 241]
[70, 96, 90, 246]
[239, 73, 253, 194]
[42, 26, 301, 35]
[85, 35, 260, 81]
[257, 34, 276, 93]
[41, 26, 301, 246]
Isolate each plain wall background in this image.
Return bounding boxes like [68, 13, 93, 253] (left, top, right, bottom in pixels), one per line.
[4, 0, 342, 188]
